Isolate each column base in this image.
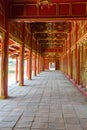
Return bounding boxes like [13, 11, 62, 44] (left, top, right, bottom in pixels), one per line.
[28, 78, 32, 80]
[19, 83, 24, 86]
[0, 96, 7, 99]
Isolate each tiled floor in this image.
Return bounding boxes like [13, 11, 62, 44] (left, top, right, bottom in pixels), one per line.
[0, 71, 87, 130]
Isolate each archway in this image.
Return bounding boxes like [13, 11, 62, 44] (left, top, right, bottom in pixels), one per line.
[49, 62, 56, 71]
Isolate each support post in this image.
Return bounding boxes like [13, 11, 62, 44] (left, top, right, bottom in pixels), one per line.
[27, 32, 33, 79]
[34, 53, 37, 76]
[0, 1, 9, 98]
[16, 56, 18, 83]
[27, 49, 32, 80]
[19, 45, 24, 86]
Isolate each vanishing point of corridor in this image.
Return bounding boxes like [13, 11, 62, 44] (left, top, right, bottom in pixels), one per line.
[0, 71, 87, 130]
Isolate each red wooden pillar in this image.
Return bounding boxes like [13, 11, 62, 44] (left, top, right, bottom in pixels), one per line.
[40, 55, 42, 72]
[19, 45, 24, 86]
[19, 23, 25, 86]
[37, 54, 39, 74]
[26, 58, 29, 78]
[39, 55, 41, 73]
[41, 56, 43, 72]
[16, 56, 18, 82]
[76, 45, 80, 85]
[27, 49, 32, 80]
[0, 1, 9, 98]
[34, 53, 37, 76]
[36, 53, 38, 75]
[36, 41, 38, 75]
[0, 33, 8, 98]
[68, 33, 72, 79]
[75, 22, 80, 84]
[40, 56, 42, 72]
[42, 57, 44, 71]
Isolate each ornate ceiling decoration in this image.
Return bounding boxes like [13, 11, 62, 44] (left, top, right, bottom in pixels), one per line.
[30, 22, 71, 49]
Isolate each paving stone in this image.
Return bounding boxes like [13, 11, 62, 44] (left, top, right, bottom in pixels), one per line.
[0, 121, 16, 128]
[32, 122, 48, 129]
[66, 124, 83, 130]
[15, 121, 32, 128]
[0, 71, 87, 130]
[49, 122, 66, 129]
[0, 128, 12, 130]
[31, 129, 49, 130]
[34, 117, 49, 122]
[64, 117, 80, 124]
[20, 116, 34, 122]
[13, 128, 31, 130]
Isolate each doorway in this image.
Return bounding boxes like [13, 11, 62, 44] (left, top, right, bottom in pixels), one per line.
[49, 62, 56, 71]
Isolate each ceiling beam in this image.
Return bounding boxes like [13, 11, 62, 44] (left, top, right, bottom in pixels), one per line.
[9, 2, 87, 21]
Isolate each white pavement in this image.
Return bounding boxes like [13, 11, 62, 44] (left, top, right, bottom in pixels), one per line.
[0, 71, 87, 130]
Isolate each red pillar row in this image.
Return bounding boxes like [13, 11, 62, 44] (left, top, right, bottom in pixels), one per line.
[0, 25, 43, 98]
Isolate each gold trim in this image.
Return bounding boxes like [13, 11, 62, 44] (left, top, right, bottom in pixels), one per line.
[77, 32, 87, 44]
[0, 96, 6, 99]
[9, 17, 87, 22]
[19, 83, 23, 86]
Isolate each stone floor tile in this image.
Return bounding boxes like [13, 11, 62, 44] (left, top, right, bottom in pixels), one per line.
[20, 116, 34, 122]
[32, 122, 48, 129]
[12, 128, 31, 130]
[31, 129, 49, 130]
[15, 121, 32, 128]
[0, 122, 15, 129]
[64, 117, 80, 124]
[0, 71, 87, 130]
[66, 124, 83, 130]
[34, 117, 49, 122]
[49, 122, 66, 129]
[0, 128, 12, 130]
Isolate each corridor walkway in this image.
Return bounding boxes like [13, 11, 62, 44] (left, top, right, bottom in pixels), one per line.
[0, 71, 87, 130]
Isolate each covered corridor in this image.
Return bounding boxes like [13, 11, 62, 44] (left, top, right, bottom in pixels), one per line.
[0, 71, 87, 130]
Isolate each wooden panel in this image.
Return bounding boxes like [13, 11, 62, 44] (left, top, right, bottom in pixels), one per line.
[0, 15, 5, 27]
[11, 4, 24, 17]
[72, 4, 86, 15]
[44, 58, 49, 70]
[59, 4, 70, 15]
[25, 5, 37, 16]
[9, 22, 23, 42]
[39, 4, 56, 16]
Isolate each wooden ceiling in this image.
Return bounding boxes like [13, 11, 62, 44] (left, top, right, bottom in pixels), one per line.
[8, 0, 87, 59]
[30, 22, 71, 49]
